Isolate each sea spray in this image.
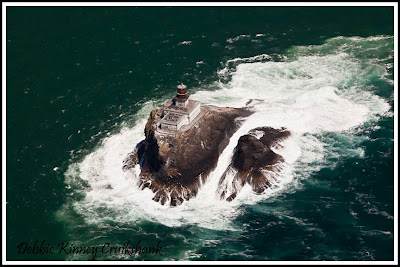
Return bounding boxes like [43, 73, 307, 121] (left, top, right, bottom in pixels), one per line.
[61, 36, 392, 233]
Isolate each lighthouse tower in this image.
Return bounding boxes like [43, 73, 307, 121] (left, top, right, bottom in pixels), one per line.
[173, 83, 189, 107]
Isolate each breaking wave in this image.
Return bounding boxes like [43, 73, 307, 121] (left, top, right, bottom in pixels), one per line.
[60, 35, 393, 231]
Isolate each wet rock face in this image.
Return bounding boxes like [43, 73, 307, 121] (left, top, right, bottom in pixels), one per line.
[233, 127, 290, 172]
[123, 105, 253, 206]
[218, 127, 291, 201]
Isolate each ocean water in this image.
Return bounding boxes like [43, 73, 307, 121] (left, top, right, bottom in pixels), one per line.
[6, 7, 395, 261]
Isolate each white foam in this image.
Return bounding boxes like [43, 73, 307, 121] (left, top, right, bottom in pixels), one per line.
[63, 36, 392, 231]
[178, 40, 192, 46]
[249, 129, 265, 139]
[226, 34, 251, 43]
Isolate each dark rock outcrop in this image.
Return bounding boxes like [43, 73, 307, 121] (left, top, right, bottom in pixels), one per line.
[218, 127, 291, 201]
[123, 105, 253, 206]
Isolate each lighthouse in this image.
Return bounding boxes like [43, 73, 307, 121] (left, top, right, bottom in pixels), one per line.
[159, 83, 202, 131]
[173, 83, 189, 107]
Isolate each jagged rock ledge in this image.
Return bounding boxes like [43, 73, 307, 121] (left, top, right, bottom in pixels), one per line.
[123, 105, 253, 206]
[217, 127, 291, 201]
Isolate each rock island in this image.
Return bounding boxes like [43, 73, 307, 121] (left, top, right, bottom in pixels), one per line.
[123, 84, 290, 206]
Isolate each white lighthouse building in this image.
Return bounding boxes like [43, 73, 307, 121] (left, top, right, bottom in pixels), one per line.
[159, 84, 201, 131]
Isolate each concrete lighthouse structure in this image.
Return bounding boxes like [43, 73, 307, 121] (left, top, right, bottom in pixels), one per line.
[158, 83, 201, 131]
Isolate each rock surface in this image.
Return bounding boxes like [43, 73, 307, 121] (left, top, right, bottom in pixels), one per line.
[218, 127, 291, 201]
[123, 105, 253, 206]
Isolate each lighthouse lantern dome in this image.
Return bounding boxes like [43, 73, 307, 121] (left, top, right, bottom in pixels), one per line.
[174, 83, 189, 107]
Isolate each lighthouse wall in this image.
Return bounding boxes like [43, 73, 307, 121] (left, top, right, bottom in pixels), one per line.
[188, 102, 201, 123]
[177, 116, 188, 130]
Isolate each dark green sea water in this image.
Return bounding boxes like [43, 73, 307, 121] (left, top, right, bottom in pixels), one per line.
[6, 6, 394, 261]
